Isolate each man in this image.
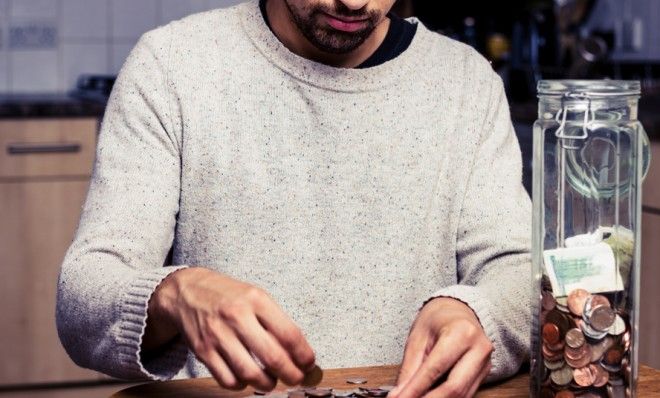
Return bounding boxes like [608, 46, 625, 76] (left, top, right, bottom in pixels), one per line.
[56, 0, 532, 397]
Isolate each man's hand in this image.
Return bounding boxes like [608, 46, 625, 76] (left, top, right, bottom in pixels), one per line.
[143, 267, 316, 391]
[389, 297, 494, 398]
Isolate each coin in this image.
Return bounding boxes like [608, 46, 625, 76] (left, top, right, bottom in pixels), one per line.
[363, 389, 388, 397]
[565, 346, 592, 369]
[543, 323, 561, 345]
[565, 328, 585, 349]
[589, 295, 611, 310]
[580, 318, 608, 340]
[551, 365, 574, 386]
[567, 289, 590, 316]
[544, 359, 565, 370]
[289, 391, 306, 398]
[302, 366, 324, 387]
[590, 336, 615, 362]
[589, 306, 616, 331]
[542, 291, 557, 311]
[573, 366, 596, 387]
[346, 377, 368, 385]
[604, 347, 623, 365]
[591, 364, 609, 387]
[608, 315, 626, 335]
[306, 389, 333, 398]
[555, 391, 575, 398]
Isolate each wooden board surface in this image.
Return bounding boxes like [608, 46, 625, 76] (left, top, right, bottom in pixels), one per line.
[112, 365, 660, 398]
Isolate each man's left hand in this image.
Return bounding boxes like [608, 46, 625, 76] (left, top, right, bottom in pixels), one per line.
[388, 297, 494, 398]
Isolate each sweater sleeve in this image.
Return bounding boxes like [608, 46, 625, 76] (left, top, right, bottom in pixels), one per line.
[56, 25, 190, 381]
[431, 71, 532, 381]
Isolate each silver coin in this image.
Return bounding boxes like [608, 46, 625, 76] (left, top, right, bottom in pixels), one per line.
[333, 390, 355, 398]
[589, 306, 616, 331]
[607, 314, 626, 336]
[581, 319, 608, 340]
[544, 358, 565, 370]
[346, 378, 368, 385]
[550, 365, 574, 386]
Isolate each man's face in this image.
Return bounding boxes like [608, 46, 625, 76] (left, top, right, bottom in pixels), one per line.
[283, 0, 396, 54]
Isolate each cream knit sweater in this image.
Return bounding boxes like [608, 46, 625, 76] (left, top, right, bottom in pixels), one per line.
[56, 0, 532, 383]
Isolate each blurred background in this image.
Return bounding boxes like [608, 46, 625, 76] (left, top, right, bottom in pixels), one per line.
[0, 0, 658, 397]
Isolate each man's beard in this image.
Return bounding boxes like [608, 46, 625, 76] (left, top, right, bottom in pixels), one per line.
[284, 1, 382, 54]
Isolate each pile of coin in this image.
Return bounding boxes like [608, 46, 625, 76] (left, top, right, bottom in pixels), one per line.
[537, 288, 632, 398]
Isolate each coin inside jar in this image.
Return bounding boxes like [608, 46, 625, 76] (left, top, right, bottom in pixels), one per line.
[565, 328, 585, 349]
[550, 365, 574, 386]
[590, 363, 609, 387]
[542, 291, 557, 311]
[573, 366, 596, 387]
[555, 391, 575, 398]
[567, 289, 590, 316]
[608, 314, 626, 336]
[542, 323, 561, 345]
[589, 305, 616, 332]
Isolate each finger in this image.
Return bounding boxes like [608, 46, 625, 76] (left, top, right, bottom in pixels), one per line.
[213, 321, 277, 391]
[255, 301, 316, 371]
[239, 314, 305, 385]
[393, 329, 471, 398]
[425, 348, 491, 398]
[464, 364, 492, 398]
[198, 348, 245, 390]
[392, 330, 428, 396]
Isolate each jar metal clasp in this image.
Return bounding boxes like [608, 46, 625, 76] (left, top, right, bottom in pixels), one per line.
[554, 92, 594, 150]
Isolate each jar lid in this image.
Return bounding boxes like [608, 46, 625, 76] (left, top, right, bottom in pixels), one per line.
[538, 80, 641, 97]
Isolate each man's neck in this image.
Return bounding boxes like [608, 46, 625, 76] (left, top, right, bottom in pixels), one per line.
[265, 0, 390, 68]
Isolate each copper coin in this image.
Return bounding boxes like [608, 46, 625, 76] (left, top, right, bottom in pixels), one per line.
[543, 345, 564, 362]
[589, 295, 611, 310]
[555, 391, 575, 398]
[546, 339, 565, 352]
[580, 319, 608, 340]
[589, 306, 616, 331]
[546, 310, 571, 337]
[590, 363, 609, 387]
[565, 346, 592, 369]
[301, 366, 324, 387]
[573, 366, 596, 387]
[622, 331, 631, 352]
[568, 289, 590, 316]
[542, 290, 557, 311]
[564, 344, 589, 361]
[604, 348, 624, 365]
[543, 323, 561, 345]
[565, 328, 585, 349]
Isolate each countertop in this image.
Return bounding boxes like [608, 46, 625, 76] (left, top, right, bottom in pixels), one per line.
[110, 364, 660, 398]
[0, 94, 106, 119]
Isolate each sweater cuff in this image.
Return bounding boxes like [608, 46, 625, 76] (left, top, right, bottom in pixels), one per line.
[428, 285, 504, 381]
[117, 265, 190, 381]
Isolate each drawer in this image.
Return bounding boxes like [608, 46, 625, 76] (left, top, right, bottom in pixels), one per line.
[0, 119, 97, 179]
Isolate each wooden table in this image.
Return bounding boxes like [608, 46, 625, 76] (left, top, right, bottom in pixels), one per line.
[112, 365, 660, 398]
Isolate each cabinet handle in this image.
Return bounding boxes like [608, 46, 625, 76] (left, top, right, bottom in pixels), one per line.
[7, 142, 82, 155]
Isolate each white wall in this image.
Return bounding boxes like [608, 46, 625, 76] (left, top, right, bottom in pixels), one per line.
[0, 0, 245, 93]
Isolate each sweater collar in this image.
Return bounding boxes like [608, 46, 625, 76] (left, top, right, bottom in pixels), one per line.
[239, 0, 431, 92]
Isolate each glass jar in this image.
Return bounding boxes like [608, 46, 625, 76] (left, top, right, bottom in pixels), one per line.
[530, 80, 650, 398]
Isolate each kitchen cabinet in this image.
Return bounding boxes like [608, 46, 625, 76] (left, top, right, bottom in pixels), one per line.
[0, 118, 101, 386]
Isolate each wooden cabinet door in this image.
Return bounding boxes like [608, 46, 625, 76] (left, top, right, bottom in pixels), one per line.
[0, 179, 101, 385]
[0, 118, 100, 386]
[641, 211, 660, 370]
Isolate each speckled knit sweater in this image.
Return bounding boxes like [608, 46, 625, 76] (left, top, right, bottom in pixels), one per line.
[56, 0, 532, 383]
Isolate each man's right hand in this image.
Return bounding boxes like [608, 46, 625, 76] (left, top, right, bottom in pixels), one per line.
[143, 267, 316, 391]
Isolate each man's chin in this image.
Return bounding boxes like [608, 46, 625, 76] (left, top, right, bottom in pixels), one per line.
[308, 29, 373, 54]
